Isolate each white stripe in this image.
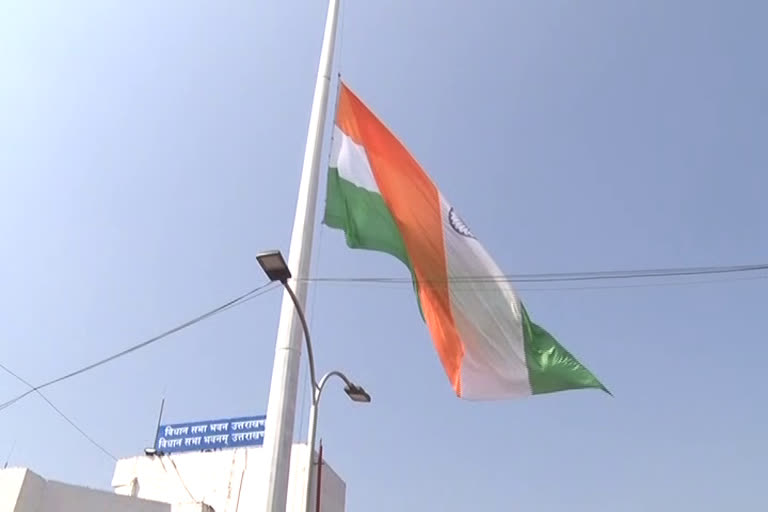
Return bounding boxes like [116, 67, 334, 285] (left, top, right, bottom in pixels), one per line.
[438, 194, 532, 399]
[330, 126, 380, 194]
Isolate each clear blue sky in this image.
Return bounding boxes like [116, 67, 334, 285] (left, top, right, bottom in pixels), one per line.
[1, 1, 767, 510]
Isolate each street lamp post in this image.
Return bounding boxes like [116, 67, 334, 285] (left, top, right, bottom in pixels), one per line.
[305, 371, 370, 512]
[257, 250, 371, 512]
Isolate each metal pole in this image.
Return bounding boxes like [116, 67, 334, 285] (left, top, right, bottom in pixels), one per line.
[261, 0, 341, 510]
[304, 393, 320, 512]
[153, 398, 165, 450]
[282, 280, 318, 389]
[315, 441, 323, 512]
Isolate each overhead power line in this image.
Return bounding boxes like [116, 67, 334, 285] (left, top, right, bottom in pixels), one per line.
[310, 273, 768, 293]
[2, 262, 765, 415]
[297, 262, 768, 285]
[0, 282, 278, 413]
[0, 362, 117, 461]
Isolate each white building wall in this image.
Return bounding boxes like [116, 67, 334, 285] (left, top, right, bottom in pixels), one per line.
[313, 456, 346, 512]
[112, 443, 345, 512]
[38, 481, 171, 512]
[0, 467, 170, 512]
[0, 468, 44, 512]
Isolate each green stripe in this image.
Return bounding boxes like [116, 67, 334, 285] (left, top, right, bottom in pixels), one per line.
[323, 168, 424, 318]
[323, 168, 411, 268]
[521, 305, 610, 395]
[324, 167, 410, 266]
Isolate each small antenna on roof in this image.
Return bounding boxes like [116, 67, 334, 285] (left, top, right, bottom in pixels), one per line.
[144, 397, 165, 456]
[3, 441, 16, 469]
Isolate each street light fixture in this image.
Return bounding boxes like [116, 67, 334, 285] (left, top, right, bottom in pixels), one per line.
[344, 384, 371, 403]
[257, 249, 371, 512]
[256, 250, 292, 283]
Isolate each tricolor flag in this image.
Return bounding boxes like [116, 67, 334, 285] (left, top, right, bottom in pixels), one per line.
[324, 82, 607, 400]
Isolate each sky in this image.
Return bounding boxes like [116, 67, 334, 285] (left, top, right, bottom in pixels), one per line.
[1, 1, 767, 510]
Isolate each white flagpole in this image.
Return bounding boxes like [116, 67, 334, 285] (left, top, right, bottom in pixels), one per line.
[261, 0, 341, 511]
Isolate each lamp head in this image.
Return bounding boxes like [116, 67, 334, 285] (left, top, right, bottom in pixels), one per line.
[256, 250, 292, 282]
[344, 384, 371, 403]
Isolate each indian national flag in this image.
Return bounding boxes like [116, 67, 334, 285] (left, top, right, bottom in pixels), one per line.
[324, 82, 607, 400]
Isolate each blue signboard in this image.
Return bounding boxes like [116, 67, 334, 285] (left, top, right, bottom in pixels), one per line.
[155, 415, 266, 454]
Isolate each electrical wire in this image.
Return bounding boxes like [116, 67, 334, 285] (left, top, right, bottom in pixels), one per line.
[514, 273, 768, 292]
[308, 272, 768, 293]
[225, 448, 238, 509]
[161, 454, 200, 504]
[218, 282, 280, 313]
[297, 262, 768, 285]
[0, 362, 117, 461]
[2, 262, 764, 418]
[234, 448, 247, 512]
[0, 282, 278, 413]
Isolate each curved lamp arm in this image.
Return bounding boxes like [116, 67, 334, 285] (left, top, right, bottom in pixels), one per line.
[281, 281, 318, 390]
[317, 370, 351, 395]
